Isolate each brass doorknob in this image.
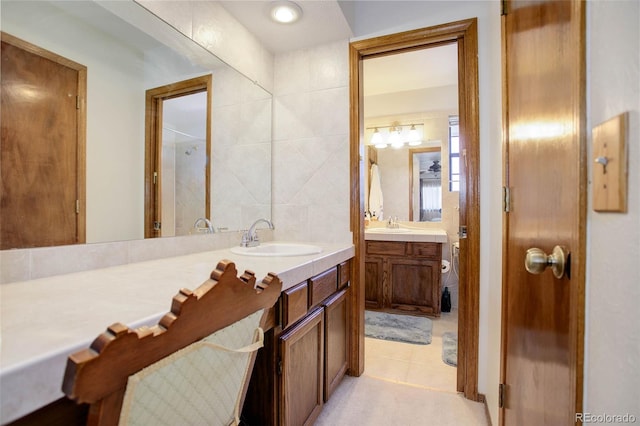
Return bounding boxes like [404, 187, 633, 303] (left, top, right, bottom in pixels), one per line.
[524, 246, 569, 279]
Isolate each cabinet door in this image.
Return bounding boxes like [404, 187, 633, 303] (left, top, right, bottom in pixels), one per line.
[279, 307, 324, 426]
[364, 256, 384, 309]
[389, 257, 440, 315]
[323, 288, 348, 401]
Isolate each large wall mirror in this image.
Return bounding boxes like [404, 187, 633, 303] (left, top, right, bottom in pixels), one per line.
[363, 44, 459, 235]
[0, 0, 271, 249]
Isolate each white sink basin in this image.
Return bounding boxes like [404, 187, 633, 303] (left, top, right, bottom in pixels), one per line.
[365, 228, 411, 233]
[230, 242, 323, 257]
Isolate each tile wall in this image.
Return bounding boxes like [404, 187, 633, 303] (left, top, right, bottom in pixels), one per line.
[136, 0, 274, 92]
[0, 230, 275, 284]
[271, 40, 353, 243]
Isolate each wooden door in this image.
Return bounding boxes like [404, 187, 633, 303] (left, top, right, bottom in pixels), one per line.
[1, 34, 86, 249]
[501, 1, 586, 425]
[279, 307, 324, 426]
[323, 288, 348, 401]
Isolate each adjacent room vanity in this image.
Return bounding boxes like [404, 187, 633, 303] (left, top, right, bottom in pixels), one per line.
[364, 227, 447, 317]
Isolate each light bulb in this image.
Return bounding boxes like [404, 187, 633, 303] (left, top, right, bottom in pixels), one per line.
[270, 1, 302, 23]
[408, 124, 421, 145]
[389, 127, 403, 149]
[370, 128, 383, 146]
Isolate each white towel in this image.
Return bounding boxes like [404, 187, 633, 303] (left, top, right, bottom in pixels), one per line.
[369, 164, 384, 220]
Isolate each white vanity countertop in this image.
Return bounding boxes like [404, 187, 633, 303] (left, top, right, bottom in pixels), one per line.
[364, 227, 448, 243]
[0, 242, 354, 424]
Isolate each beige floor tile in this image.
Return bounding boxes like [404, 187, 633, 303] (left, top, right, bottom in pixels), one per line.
[363, 356, 411, 382]
[365, 310, 458, 392]
[365, 336, 416, 362]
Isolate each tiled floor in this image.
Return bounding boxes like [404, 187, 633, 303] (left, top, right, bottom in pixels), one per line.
[363, 309, 459, 392]
[316, 309, 490, 425]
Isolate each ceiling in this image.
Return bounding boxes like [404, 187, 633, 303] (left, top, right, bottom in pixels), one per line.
[363, 44, 458, 96]
[166, 1, 458, 136]
[218, 1, 458, 96]
[217, 1, 353, 54]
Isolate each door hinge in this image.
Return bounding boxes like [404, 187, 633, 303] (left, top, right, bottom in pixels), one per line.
[458, 225, 468, 239]
[153, 171, 158, 185]
[75, 199, 80, 214]
[499, 383, 506, 408]
[503, 186, 511, 213]
[501, 0, 508, 16]
[76, 95, 81, 110]
[277, 359, 283, 376]
[153, 221, 161, 231]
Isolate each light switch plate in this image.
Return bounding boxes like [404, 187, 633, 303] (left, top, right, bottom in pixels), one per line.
[592, 112, 628, 212]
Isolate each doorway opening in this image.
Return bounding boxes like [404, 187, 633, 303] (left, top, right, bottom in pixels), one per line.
[144, 75, 212, 238]
[349, 19, 481, 400]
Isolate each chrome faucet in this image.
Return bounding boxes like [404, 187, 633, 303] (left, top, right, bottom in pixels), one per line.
[193, 217, 214, 233]
[241, 218, 274, 247]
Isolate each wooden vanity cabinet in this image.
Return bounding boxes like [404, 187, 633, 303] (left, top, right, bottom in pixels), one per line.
[242, 260, 351, 426]
[279, 307, 325, 426]
[388, 257, 440, 315]
[365, 240, 442, 317]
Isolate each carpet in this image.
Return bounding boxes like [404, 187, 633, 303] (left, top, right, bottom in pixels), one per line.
[364, 311, 432, 345]
[442, 332, 458, 367]
[315, 376, 490, 426]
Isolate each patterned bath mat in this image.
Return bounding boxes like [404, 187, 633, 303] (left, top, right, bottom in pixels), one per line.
[442, 331, 458, 367]
[364, 311, 432, 345]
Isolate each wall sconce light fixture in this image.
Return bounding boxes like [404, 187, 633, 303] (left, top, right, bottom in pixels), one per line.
[367, 123, 424, 149]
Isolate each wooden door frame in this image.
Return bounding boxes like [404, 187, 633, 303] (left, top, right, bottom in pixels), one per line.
[1, 32, 86, 246]
[348, 19, 481, 401]
[408, 146, 441, 222]
[144, 75, 212, 238]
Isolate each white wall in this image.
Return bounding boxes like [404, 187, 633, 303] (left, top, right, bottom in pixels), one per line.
[585, 0, 640, 419]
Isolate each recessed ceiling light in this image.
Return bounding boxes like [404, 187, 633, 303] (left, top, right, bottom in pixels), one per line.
[270, 1, 303, 24]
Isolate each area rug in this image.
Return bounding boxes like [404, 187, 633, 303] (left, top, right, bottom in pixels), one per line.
[364, 311, 432, 345]
[442, 332, 458, 367]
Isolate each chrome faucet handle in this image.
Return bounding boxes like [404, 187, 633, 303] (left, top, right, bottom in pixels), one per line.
[240, 218, 274, 247]
[240, 230, 250, 246]
[240, 229, 260, 247]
